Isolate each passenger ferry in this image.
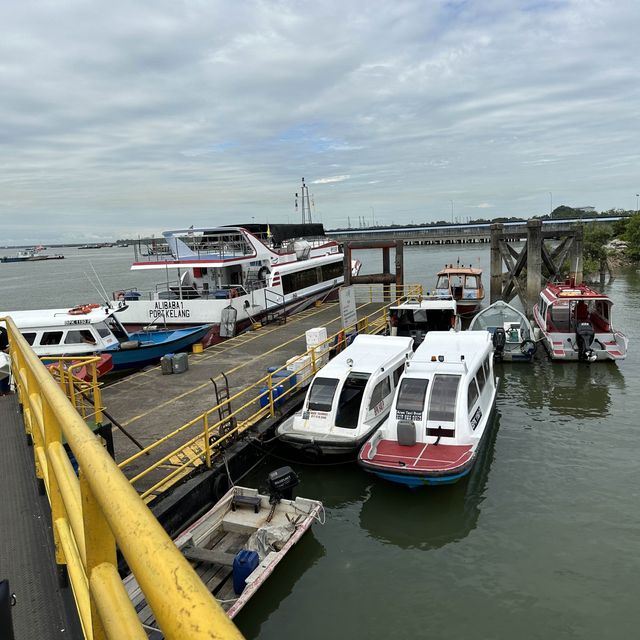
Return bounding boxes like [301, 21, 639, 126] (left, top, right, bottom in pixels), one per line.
[112, 223, 360, 345]
[532, 278, 628, 361]
[277, 335, 414, 455]
[0, 305, 210, 371]
[388, 294, 460, 347]
[358, 331, 498, 487]
[434, 262, 484, 315]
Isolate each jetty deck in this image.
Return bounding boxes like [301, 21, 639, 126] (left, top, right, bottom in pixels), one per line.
[0, 394, 82, 638]
[103, 300, 387, 496]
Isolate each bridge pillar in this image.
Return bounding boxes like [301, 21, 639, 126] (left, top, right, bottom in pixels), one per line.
[569, 224, 584, 284]
[490, 223, 503, 303]
[526, 219, 543, 316]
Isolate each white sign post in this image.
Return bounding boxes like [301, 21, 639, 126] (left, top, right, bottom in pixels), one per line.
[339, 286, 358, 329]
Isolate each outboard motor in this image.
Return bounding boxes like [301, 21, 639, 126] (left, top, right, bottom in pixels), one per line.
[575, 321, 596, 362]
[492, 328, 506, 360]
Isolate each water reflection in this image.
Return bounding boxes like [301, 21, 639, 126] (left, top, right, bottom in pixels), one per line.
[510, 358, 625, 418]
[358, 412, 500, 550]
[234, 532, 325, 639]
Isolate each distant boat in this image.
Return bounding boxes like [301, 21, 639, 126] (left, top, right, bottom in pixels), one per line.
[469, 300, 536, 362]
[78, 243, 103, 249]
[1, 248, 64, 263]
[0, 304, 211, 371]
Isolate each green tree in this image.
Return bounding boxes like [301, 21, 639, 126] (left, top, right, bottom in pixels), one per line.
[583, 224, 613, 274]
[623, 213, 640, 261]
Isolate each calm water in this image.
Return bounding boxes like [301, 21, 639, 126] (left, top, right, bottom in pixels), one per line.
[1, 244, 639, 639]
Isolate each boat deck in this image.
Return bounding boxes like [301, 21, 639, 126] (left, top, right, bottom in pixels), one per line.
[362, 439, 473, 472]
[0, 394, 82, 639]
[103, 301, 386, 493]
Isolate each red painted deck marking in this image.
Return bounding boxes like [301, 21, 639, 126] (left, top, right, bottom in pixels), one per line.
[362, 440, 473, 472]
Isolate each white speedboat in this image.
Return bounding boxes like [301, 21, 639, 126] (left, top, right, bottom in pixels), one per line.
[532, 279, 628, 361]
[277, 335, 414, 455]
[0, 305, 210, 371]
[112, 222, 361, 346]
[359, 331, 498, 487]
[469, 300, 536, 361]
[388, 294, 461, 347]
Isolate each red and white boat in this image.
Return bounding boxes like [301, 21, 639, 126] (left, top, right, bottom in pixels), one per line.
[532, 279, 628, 362]
[358, 331, 498, 487]
[112, 223, 360, 346]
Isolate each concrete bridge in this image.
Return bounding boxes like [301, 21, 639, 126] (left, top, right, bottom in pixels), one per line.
[327, 217, 623, 245]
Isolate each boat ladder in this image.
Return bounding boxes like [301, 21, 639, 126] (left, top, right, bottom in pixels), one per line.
[210, 372, 237, 447]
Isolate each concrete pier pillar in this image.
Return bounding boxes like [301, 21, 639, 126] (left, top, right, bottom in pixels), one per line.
[395, 240, 404, 297]
[490, 223, 503, 303]
[526, 219, 542, 316]
[383, 247, 390, 301]
[343, 244, 352, 286]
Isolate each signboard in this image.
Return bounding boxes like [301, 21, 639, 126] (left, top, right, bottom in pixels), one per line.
[339, 286, 358, 329]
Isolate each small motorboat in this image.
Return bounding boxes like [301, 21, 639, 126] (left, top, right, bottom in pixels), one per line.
[0, 304, 211, 371]
[277, 335, 414, 456]
[469, 300, 536, 361]
[358, 330, 498, 487]
[532, 278, 628, 362]
[124, 467, 323, 623]
[388, 294, 461, 348]
[434, 261, 485, 315]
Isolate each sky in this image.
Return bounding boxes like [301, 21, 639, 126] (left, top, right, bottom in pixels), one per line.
[1, 0, 639, 244]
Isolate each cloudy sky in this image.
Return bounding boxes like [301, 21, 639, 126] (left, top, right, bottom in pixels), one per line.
[1, 0, 639, 243]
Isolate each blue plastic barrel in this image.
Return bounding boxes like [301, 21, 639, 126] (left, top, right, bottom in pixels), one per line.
[233, 550, 260, 594]
[258, 385, 285, 408]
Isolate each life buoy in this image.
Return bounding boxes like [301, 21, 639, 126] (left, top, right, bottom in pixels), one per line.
[68, 303, 100, 315]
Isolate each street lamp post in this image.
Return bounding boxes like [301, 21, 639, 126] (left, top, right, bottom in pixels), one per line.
[636, 193, 639, 215]
[450, 200, 454, 224]
[549, 192, 553, 216]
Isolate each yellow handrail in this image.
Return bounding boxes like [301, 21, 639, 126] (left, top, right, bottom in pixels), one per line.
[2, 316, 244, 640]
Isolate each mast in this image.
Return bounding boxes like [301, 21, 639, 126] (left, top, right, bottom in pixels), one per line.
[300, 177, 312, 224]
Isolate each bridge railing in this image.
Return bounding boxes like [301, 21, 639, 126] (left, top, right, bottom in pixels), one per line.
[2, 316, 243, 640]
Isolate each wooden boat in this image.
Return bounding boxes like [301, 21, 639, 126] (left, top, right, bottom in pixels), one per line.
[124, 479, 323, 624]
[388, 294, 461, 347]
[0, 305, 210, 371]
[469, 300, 536, 361]
[434, 262, 484, 315]
[532, 278, 628, 361]
[358, 330, 498, 487]
[277, 335, 414, 455]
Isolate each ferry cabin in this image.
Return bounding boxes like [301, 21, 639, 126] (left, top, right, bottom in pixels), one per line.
[277, 335, 414, 455]
[359, 331, 497, 487]
[389, 296, 460, 347]
[0, 307, 123, 357]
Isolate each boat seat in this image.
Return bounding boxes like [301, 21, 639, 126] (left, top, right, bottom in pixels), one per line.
[397, 420, 416, 447]
[231, 493, 262, 513]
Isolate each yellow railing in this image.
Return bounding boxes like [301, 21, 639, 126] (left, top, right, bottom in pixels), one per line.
[119, 284, 423, 499]
[2, 317, 243, 640]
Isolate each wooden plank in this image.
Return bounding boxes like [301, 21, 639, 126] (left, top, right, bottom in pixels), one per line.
[183, 545, 237, 567]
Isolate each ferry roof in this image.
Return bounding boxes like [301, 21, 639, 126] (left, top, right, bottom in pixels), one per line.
[409, 330, 492, 373]
[438, 264, 482, 276]
[541, 281, 611, 302]
[0, 306, 113, 329]
[391, 296, 456, 311]
[319, 335, 413, 376]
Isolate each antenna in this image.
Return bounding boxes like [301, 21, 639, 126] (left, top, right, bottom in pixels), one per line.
[89, 261, 110, 304]
[300, 177, 312, 224]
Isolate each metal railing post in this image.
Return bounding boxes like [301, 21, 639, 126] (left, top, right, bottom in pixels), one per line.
[202, 414, 212, 468]
[268, 373, 275, 417]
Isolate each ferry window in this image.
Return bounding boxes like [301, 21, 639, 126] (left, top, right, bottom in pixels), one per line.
[369, 376, 391, 409]
[464, 275, 478, 290]
[427, 374, 461, 422]
[321, 262, 343, 281]
[65, 330, 97, 345]
[282, 267, 320, 294]
[467, 378, 479, 412]
[21, 332, 36, 345]
[393, 364, 404, 387]
[307, 377, 339, 412]
[41, 331, 63, 346]
[397, 378, 429, 413]
[476, 363, 486, 392]
[95, 322, 112, 338]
